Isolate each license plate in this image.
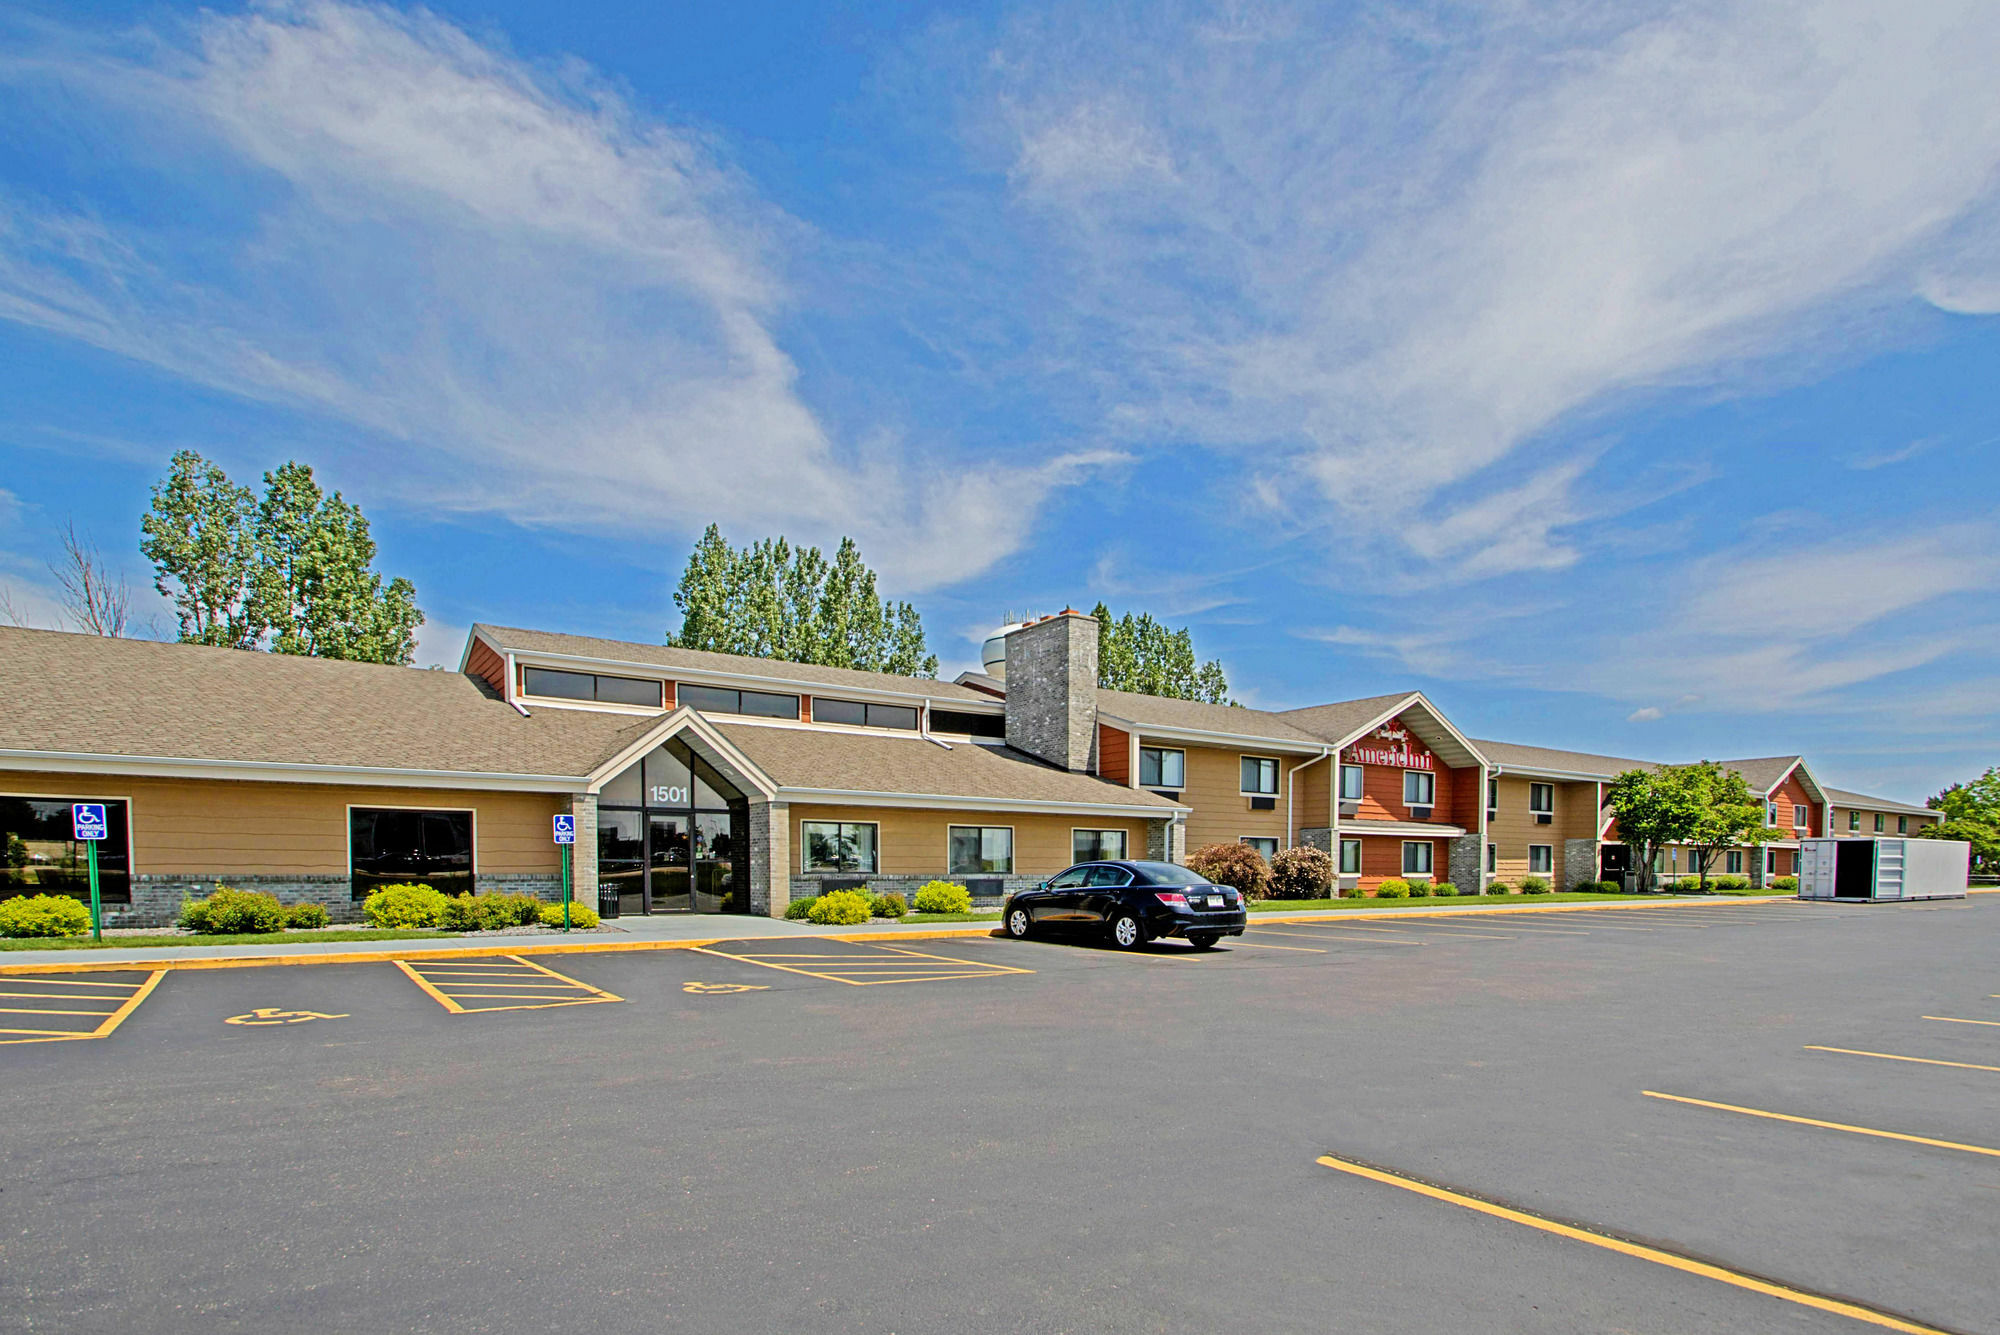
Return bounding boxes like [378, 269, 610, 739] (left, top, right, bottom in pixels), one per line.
[1206, 894, 1224, 908]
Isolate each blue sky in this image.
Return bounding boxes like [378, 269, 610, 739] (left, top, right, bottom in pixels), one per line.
[2, 1, 1996, 802]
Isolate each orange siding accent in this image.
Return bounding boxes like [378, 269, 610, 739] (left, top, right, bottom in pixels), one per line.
[1099, 724, 1131, 785]
[465, 637, 507, 696]
[1769, 770, 1818, 838]
[1341, 718, 1454, 821]
[663, 680, 677, 710]
[800, 695, 813, 723]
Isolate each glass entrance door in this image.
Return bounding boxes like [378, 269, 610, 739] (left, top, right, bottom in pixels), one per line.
[647, 815, 691, 914]
[599, 739, 750, 915]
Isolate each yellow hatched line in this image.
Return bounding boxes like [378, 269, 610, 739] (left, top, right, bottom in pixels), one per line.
[864, 941, 1036, 974]
[0, 1006, 122, 1017]
[1257, 926, 1424, 945]
[395, 954, 622, 1014]
[691, 945, 1028, 987]
[0, 990, 143, 1001]
[1644, 1090, 2000, 1159]
[0, 976, 146, 988]
[1230, 940, 1325, 952]
[0, 970, 165, 1046]
[1806, 1046, 2000, 1074]
[1924, 1016, 2000, 1028]
[1315, 1154, 1965, 1335]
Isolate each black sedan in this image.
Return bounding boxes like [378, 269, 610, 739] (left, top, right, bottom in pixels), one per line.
[1002, 860, 1247, 949]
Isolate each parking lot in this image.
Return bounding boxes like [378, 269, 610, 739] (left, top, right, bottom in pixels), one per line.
[2, 896, 1994, 1333]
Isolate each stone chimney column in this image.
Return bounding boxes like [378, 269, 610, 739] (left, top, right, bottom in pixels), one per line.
[1003, 611, 1100, 772]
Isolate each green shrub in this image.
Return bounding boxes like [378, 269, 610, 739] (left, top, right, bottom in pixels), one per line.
[363, 883, 451, 929]
[1267, 845, 1335, 900]
[912, 880, 972, 914]
[1374, 879, 1411, 900]
[285, 902, 330, 929]
[1407, 881, 1431, 898]
[808, 889, 873, 926]
[1769, 875, 1799, 893]
[869, 891, 908, 919]
[1186, 843, 1274, 900]
[1341, 881, 1367, 899]
[1571, 879, 1620, 894]
[537, 900, 599, 929]
[180, 885, 287, 934]
[441, 892, 544, 931]
[0, 893, 92, 938]
[1431, 882, 1458, 898]
[1520, 877, 1552, 895]
[1485, 881, 1510, 896]
[1703, 874, 1757, 895]
[784, 895, 819, 921]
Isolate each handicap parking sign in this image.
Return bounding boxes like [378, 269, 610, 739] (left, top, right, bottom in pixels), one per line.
[72, 803, 108, 841]
[552, 814, 575, 845]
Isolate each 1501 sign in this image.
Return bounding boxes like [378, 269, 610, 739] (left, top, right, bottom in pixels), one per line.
[649, 785, 689, 805]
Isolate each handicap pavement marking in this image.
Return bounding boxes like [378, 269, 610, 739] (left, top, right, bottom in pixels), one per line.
[395, 954, 624, 1014]
[225, 1007, 350, 1026]
[683, 982, 771, 995]
[691, 938, 1034, 987]
[0, 969, 167, 1045]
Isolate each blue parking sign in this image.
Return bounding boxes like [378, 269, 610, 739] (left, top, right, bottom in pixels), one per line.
[552, 814, 575, 845]
[72, 803, 108, 842]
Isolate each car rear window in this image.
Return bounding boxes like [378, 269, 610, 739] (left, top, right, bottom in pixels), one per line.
[1133, 862, 1208, 886]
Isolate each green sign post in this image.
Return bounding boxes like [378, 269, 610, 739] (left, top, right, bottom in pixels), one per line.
[553, 813, 576, 932]
[72, 803, 108, 942]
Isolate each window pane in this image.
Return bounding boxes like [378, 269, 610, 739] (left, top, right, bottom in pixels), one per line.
[866, 704, 918, 730]
[595, 674, 664, 707]
[1402, 841, 1432, 875]
[0, 796, 132, 905]
[1529, 846, 1552, 874]
[644, 745, 693, 806]
[1160, 750, 1184, 788]
[929, 709, 1006, 738]
[737, 689, 800, 719]
[1485, 843, 1496, 872]
[981, 827, 1013, 873]
[1340, 766, 1364, 800]
[1404, 771, 1434, 805]
[522, 667, 595, 701]
[599, 756, 643, 806]
[351, 807, 473, 899]
[1242, 757, 1277, 794]
[1072, 829, 1127, 863]
[1241, 837, 1278, 859]
[813, 697, 869, 726]
[1340, 839, 1361, 874]
[677, 684, 738, 714]
[803, 821, 876, 873]
[1139, 748, 1162, 787]
[948, 826, 980, 875]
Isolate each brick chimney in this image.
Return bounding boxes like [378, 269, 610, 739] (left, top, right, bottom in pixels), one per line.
[1003, 611, 1100, 772]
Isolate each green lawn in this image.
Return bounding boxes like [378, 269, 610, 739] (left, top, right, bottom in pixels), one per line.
[1245, 891, 1713, 912]
[0, 928, 464, 952]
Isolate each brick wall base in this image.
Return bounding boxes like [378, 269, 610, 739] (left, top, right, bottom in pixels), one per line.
[790, 872, 1041, 907]
[108, 871, 568, 929]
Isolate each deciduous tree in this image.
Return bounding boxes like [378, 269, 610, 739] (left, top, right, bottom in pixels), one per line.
[250, 462, 423, 665]
[1092, 603, 1232, 704]
[140, 450, 258, 647]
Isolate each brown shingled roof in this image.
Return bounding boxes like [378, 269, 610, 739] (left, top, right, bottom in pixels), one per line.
[1274, 692, 1418, 744]
[711, 721, 1182, 811]
[0, 626, 639, 780]
[474, 624, 996, 704]
[1094, 689, 1325, 746]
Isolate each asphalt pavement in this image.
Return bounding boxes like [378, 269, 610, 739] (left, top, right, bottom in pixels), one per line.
[2, 896, 1994, 1333]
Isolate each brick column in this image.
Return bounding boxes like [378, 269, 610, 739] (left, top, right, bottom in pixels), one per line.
[1145, 815, 1186, 864]
[1448, 833, 1482, 893]
[566, 792, 598, 907]
[750, 799, 791, 917]
[1562, 838, 1597, 892]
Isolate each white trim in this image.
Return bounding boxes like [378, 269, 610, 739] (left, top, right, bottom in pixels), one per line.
[1490, 763, 1617, 782]
[1339, 819, 1469, 838]
[345, 802, 478, 899]
[775, 787, 1184, 818]
[0, 750, 588, 793]
[1329, 694, 1490, 770]
[580, 708, 779, 801]
[513, 695, 663, 718]
[946, 822, 1016, 877]
[1096, 712, 1325, 755]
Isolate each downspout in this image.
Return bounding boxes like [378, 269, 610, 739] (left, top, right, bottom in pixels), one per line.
[921, 698, 951, 750]
[1287, 748, 1332, 849]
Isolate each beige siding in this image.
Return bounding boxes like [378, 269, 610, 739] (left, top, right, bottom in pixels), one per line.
[0, 771, 565, 876]
[1487, 775, 1596, 884]
[1829, 805, 1939, 837]
[1165, 743, 1296, 852]
[788, 805, 1150, 878]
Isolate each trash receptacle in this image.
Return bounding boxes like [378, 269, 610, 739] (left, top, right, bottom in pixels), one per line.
[597, 888, 619, 919]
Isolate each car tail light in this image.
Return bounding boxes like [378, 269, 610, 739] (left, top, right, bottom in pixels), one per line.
[1154, 892, 1189, 908]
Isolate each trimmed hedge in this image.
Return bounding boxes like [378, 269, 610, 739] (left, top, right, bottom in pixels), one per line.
[1485, 881, 1511, 896]
[1186, 843, 1274, 901]
[285, 902, 330, 929]
[1520, 877, 1552, 895]
[1374, 879, 1411, 900]
[1769, 875, 1799, 893]
[440, 892, 543, 932]
[808, 889, 872, 926]
[1431, 882, 1458, 898]
[1268, 845, 1335, 900]
[0, 893, 92, 938]
[870, 891, 908, 919]
[537, 900, 600, 929]
[181, 886, 287, 934]
[784, 895, 819, 921]
[363, 883, 452, 929]
[912, 881, 972, 914]
[1570, 880, 1621, 894]
[1408, 881, 1431, 898]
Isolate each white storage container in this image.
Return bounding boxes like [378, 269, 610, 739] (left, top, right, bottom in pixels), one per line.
[1797, 837, 1968, 902]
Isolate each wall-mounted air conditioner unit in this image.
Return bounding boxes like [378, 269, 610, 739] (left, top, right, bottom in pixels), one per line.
[1535, 812, 1553, 825]
[1408, 806, 1432, 821]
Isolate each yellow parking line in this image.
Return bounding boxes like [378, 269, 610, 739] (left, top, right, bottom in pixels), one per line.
[1805, 1046, 2000, 1074]
[1315, 1154, 1960, 1334]
[1230, 940, 1326, 952]
[1643, 1090, 2000, 1160]
[1925, 1016, 2000, 1028]
[0, 970, 164, 1045]
[0, 990, 142, 1001]
[0, 976, 151, 987]
[395, 955, 622, 1014]
[0, 1005, 122, 1016]
[0, 1026, 89, 1037]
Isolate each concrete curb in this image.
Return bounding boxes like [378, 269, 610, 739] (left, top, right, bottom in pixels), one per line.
[0, 894, 1809, 975]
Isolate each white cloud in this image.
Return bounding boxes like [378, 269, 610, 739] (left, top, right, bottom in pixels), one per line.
[0, 1, 1097, 589]
[1628, 707, 1664, 722]
[985, 0, 2000, 578]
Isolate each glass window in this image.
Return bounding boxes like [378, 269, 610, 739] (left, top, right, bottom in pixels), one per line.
[1241, 836, 1279, 859]
[1048, 866, 1091, 888]
[644, 744, 693, 807]
[350, 807, 473, 900]
[1529, 783, 1554, 814]
[1340, 765, 1364, 802]
[1073, 829, 1128, 863]
[1848, 810, 1859, 831]
[930, 709, 1006, 738]
[1485, 843, 1496, 873]
[521, 666, 661, 707]
[1402, 841, 1433, 876]
[1487, 778, 1498, 812]
[1404, 771, 1435, 806]
[598, 755, 643, 806]
[1084, 865, 1132, 887]
[1529, 845, 1554, 874]
[1766, 802, 1779, 826]
[1766, 849, 1777, 874]
[813, 698, 918, 730]
[868, 703, 919, 730]
[0, 796, 132, 905]
[1898, 816, 1908, 834]
[1139, 747, 1186, 789]
[801, 821, 877, 873]
[1874, 813, 1884, 832]
[676, 684, 799, 720]
[1794, 804, 1809, 829]
[1340, 838, 1361, 875]
[597, 809, 646, 916]
[1241, 757, 1279, 795]
[1727, 851, 1743, 874]
[949, 826, 1014, 875]
[1132, 862, 1208, 886]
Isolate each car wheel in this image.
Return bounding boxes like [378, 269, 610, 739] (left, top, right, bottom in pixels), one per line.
[1187, 932, 1219, 949]
[1107, 911, 1145, 950]
[1006, 906, 1032, 939]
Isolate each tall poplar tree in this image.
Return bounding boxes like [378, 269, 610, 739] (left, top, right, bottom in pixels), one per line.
[667, 526, 938, 677]
[140, 450, 259, 648]
[1092, 603, 1231, 703]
